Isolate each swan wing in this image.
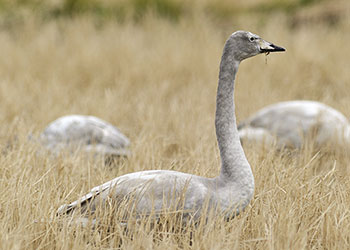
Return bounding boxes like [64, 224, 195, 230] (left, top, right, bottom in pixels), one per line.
[238, 101, 350, 147]
[57, 170, 208, 216]
[41, 115, 130, 155]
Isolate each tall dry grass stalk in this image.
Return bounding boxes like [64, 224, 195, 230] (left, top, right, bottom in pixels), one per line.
[0, 10, 350, 249]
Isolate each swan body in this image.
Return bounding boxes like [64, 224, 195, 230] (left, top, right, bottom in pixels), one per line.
[40, 115, 130, 156]
[238, 100, 350, 149]
[58, 31, 285, 222]
[58, 170, 248, 220]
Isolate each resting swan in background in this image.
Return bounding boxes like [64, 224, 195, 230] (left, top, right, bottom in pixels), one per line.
[40, 115, 130, 158]
[238, 100, 350, 149]
[57, 31, 285, 222]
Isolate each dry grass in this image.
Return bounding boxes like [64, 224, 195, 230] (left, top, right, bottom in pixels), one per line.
[1, 5, 350, 249]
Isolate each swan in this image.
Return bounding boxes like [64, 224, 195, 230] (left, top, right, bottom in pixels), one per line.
[238, 100, 350, 149]
[40, 115, 130, 157]
[57, 31, 285, 222]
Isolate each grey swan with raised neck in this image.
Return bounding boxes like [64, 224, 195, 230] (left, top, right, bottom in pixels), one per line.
[238, 100, 350, 149]
[58, 31, 285, 222]
[40, 115, 130, 157]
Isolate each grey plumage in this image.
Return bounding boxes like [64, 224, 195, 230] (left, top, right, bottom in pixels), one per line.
[58, 31, 285, 223]
[40, 115, 130, 157]
[238, 100, 350, 149]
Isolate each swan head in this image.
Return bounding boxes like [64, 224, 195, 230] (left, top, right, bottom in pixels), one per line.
[227, 31, 285, 61]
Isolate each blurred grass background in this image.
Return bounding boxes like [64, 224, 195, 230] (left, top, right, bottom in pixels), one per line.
[0, 0, 347, 26]
[0, 0, 350, 249]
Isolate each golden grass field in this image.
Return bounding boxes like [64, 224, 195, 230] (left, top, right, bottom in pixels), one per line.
[1, 0, 350, 248]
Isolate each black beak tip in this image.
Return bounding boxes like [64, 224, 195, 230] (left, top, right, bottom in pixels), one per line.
[260, 44, 286, 53]
[271, 44, 286, 52]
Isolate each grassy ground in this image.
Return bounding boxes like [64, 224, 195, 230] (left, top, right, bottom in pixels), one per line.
[1, 1, 350, 249]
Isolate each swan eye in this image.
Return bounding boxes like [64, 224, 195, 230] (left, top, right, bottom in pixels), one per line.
[249, 37, 256, 42]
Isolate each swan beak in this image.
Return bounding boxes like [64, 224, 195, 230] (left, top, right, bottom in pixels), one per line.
[260, 40, 285, 53]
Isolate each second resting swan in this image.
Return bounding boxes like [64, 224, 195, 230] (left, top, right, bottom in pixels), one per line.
[238, 100, 350, 149]
[58, 31, 285, 222]
[40, 115, 130, 157]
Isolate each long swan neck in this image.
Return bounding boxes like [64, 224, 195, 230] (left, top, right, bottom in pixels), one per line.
[215, 43, 253, 189]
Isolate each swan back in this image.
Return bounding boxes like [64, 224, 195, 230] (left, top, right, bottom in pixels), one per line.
[238, 100, 350, 148]
[40, 115, 130, 156]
